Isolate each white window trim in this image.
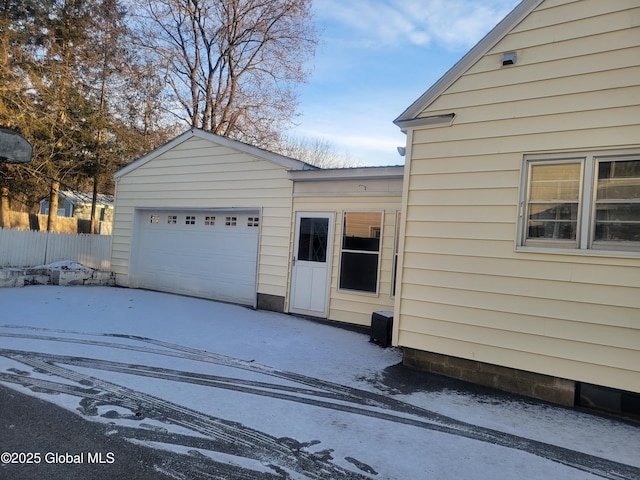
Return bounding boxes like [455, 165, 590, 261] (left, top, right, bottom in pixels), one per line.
[338, 210, 384, 296]
[517, 149, 640, 255]
[521, 156, 584, 249]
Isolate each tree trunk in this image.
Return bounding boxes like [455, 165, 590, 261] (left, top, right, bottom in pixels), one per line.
[46, 181, 60, 232]
[90, 176, 98, 234]
[0, 186, 9, 229]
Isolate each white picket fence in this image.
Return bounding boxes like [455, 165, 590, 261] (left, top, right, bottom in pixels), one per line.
[0, 228, 111, 270]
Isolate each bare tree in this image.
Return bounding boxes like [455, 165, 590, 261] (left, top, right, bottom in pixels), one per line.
[275, 135, 360, 169]
[0, 0, 178, 221]
[133, 0, 317, 147]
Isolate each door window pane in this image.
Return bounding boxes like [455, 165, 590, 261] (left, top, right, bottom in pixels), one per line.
[298, 217, 328, 262]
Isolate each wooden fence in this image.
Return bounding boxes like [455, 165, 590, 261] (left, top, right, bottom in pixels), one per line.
[0, 210, 111, 235]
[0, 228, 111, 270]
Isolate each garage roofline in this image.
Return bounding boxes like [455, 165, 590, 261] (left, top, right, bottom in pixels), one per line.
[115, 129, 316, 180]
[288, 165, 404, 182]
[134, 207, 260, 214]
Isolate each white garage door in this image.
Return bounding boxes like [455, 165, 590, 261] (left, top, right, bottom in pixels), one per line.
[133, 209, 260, 306]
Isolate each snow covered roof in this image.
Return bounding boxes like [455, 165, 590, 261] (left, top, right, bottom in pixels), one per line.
[40, 190, 114, 207]
[288, 165, 404, 182]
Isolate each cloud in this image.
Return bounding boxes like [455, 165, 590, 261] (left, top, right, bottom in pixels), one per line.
[315, 0, 519, 51]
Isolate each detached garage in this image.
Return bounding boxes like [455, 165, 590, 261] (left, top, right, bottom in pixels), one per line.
[111, 129, 313, 309]
[112, 128, 402, 327]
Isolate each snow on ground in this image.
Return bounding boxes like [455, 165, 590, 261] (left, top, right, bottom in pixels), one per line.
[0, 285, 638, 479]
[34, 260, 93, 271]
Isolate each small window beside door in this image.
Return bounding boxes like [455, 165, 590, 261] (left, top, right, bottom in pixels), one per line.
[339, 211, 383, 294]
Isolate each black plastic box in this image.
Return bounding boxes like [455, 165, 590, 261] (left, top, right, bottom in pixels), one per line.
[370, 311, 394, 347]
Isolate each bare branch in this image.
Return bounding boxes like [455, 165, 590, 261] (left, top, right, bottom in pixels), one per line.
[132, 0, 317, 146]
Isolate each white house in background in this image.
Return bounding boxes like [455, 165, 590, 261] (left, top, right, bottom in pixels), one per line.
[393, 0, 639, 412]
[40, 190, 114, 222]
[111, 129, 402, 325]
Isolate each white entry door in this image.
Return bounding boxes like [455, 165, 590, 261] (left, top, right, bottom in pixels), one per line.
[289, 212, 334, 317]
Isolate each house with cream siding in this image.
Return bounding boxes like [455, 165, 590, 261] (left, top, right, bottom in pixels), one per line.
[393, 0, 639, 412]
[112, 129, 402, 327]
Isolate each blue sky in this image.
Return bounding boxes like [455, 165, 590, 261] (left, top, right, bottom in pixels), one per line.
[289, 0, 521, 166]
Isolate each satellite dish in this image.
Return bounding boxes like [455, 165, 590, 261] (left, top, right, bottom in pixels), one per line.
[0, 128, 33, 163]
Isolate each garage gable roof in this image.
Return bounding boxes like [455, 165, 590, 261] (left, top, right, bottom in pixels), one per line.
[115, 129, 316, 180]
[394, 0, 543, 127]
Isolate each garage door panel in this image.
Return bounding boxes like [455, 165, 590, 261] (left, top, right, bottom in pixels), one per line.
[133, 210, 259, 305]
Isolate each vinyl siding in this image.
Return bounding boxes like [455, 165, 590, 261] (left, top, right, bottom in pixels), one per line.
[397, 0, 640, 392]
[112, 136, 295, 298]
[291, 181, 402, 326]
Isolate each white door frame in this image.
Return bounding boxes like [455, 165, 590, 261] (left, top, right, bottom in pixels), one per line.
[289, 211, 334, 318]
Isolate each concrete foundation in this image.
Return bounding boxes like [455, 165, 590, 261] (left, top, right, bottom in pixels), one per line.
[257, 293, 285, 312]
[0, 267, 115, 288]
[403, 348, 576, 406]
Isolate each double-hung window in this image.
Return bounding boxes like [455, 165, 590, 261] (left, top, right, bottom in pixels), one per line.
[339, 211, 383, 293]
[520, 152, 640, 252]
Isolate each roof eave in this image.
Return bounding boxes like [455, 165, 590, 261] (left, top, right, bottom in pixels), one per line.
[395, 113, 455, 132]
[288, 165, 404, 182]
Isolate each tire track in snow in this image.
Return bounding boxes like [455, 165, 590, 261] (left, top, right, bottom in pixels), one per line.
[0, 354, 370, 480]
[0, 373, 285, 480]
[1, 326, 639, 480]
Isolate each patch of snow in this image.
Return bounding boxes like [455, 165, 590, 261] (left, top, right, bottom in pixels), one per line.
[36, 260, 93, 271]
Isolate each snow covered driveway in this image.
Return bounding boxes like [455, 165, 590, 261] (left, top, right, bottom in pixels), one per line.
[0, 286, 638, 479]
